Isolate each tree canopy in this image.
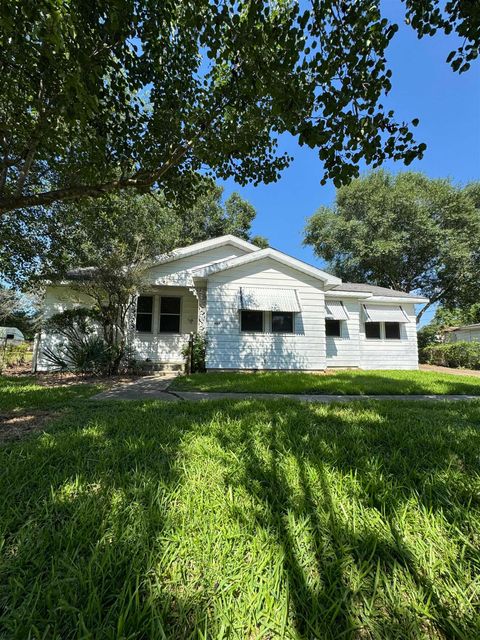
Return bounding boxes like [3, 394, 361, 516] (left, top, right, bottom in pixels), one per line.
[304, 171, 480, 321]
[1, 0, 478, 214]
[0, 182, 264, 286]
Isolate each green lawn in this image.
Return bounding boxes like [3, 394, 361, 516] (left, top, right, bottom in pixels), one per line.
[0, 375, 102, 412]
[1, 381, 479, 638]
[172, 369, 480, 395]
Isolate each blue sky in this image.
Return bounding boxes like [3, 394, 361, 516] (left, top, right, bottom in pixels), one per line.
[221, 2, 480, 326]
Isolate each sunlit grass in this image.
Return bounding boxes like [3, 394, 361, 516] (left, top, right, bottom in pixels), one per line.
[1, 398, 479, 638]
[0, 375, 102, 412]
[172, 369, 480, 395]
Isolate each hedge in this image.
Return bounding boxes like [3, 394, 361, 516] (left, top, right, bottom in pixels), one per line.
[423, 341, 480, 370]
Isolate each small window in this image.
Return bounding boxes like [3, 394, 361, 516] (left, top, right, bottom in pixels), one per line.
[136, 295, 153, 332]
[6, 333, 15, 340]
[272, 311, 294, 333]
[160, 296, 181, 333]
[365, 322, 381, 339]
[385, 322, 401, 340]
[241, 310, 263, 332]
[325, 319, 341, 337]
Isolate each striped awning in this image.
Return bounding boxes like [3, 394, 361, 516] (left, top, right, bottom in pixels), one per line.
[325, 300, 349, 320]
[363, 304, 409, 322]
[238, 287, 301, 312]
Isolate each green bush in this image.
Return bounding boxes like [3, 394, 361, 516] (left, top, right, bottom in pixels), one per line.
[417, 324, 442, 363]
[182, 333, 207, 373]
[423, 341, 480, 370]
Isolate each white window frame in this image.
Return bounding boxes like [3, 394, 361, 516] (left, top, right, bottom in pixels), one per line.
[135, 294, 154, 334]
[159, 295, 182, 334]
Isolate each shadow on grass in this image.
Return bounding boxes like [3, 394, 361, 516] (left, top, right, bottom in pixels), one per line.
[0, 399, 479, 637]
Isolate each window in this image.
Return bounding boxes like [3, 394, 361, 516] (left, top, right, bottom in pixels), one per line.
[272, 311, 294, 333]
[241, 310, 263, 332]
[325, 319, 341, 337]
[365, 322, 381, 339]
[136, 295, 153, 332]
[160, 296, 181, 333]
[385, 322, 401, 340]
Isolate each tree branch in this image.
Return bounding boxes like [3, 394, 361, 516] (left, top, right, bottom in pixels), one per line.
[0, 140, 193, 214]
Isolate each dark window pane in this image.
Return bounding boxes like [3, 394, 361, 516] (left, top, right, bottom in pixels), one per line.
[272, 312, 294, 333]
[325, 319, 341, 337]
[241, 310, 263, 332]
[365, 322, 381, 339]
[160, 314, 180, 333]
[385, 322, 401, 339]
[6, 334, 14, 340]
[161, 297, 181, 314]
[137, 295, 153, 313]
[136, 313, 152, 332]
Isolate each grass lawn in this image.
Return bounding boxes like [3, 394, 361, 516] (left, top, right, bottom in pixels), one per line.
[0, 375, 102, 412]
[172, 369, 480, 396]
[1, 380, 479, 638]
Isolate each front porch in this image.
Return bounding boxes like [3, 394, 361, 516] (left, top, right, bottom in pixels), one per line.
[129, 285, 204, 371]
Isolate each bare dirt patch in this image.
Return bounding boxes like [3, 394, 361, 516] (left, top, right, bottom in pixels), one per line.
[0, 410, 61, 444]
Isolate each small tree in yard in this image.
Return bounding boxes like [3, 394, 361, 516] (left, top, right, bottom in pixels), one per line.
[43, 185, 262, 374]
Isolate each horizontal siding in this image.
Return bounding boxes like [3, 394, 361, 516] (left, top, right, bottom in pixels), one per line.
[359, 303, 419, 370]
[447, 328, 480, 343]
[206, 258, 326, 370]
[132, 287, 198, 363]
[144, 245, 250, 286]
[326, 300, 361, 367]
[37, 285, 197, 371]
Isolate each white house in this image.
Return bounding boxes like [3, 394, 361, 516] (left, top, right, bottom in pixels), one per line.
[444, 324, 480, 343]
[36, 235, 428, 372]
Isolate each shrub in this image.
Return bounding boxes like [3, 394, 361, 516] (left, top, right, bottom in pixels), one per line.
[182, 333, 207, 373]
[423, 341, 480, 370]
[417, 324, 442, 363]
[42, 308, 116, 375]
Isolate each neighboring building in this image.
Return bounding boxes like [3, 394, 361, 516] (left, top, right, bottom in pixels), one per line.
[444, 324, 480, 343]
[0, 326, 25, 344]
[36, 235, 428, 372]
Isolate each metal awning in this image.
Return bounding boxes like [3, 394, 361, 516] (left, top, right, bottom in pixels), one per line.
[363, 304, 409, 322]
[325, 300, 349, 320]
[238, 287, 301, 312]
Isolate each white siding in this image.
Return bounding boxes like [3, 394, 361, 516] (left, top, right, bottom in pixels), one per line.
[359, 303, 419, 370]
[132, 286, 198, 363]
[145, 245, 250, 286]
[447, 328, 480, 343]
[206, 257, 326, 370]
[36, 285, 198, 371]
[326, 300, 361, 367]
[37, 286, 95, 371]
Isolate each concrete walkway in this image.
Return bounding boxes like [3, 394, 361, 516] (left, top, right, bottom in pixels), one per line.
[92, 377, 480, 403]
[92, 374, 178, 401]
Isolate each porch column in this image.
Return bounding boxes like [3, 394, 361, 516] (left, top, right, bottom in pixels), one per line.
[191, 286, 207, 333]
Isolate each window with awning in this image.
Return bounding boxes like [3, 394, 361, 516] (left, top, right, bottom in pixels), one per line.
[363, 304, 409, 323]
[238, 287, 301, 312]
[325, 300, 349, 320]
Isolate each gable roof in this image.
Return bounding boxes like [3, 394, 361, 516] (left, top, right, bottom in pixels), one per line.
[150, 234, 260, 267]
[192, 247, 342, 286]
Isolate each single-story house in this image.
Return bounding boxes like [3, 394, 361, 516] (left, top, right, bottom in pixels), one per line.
[35, 235, 428, 372]
[444, 324, 480, 343]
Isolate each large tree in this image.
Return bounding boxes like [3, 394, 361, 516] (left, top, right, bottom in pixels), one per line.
[0, 1, 478, 215]
[0, 182, 265, 286]
[304, 171, 480, 322]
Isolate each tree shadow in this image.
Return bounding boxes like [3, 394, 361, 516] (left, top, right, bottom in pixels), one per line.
[1, 398, 479, 638]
